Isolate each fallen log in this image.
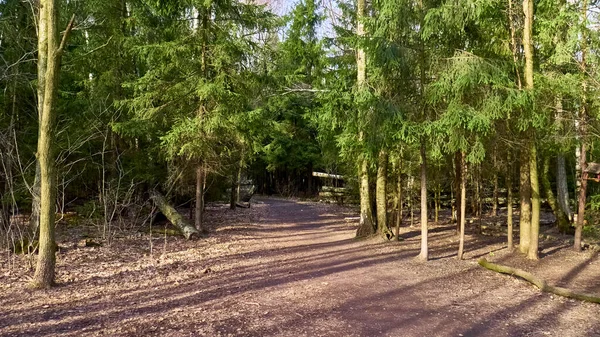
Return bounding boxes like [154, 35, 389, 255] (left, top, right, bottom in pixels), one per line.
[478, 258, 600, 304]
[150, 190, 200, 240]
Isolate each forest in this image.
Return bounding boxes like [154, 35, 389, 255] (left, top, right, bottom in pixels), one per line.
[3, 0, 600, 335]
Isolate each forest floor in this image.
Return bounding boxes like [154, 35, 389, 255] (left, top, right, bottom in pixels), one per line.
[2, 197, 600, 336]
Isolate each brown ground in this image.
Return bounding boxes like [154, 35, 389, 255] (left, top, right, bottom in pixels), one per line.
[2, 197, 600, 337]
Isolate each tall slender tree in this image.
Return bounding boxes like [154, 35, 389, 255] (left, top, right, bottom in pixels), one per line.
[32, 0, 74, 288]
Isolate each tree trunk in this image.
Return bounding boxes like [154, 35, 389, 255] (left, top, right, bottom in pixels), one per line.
[492, 148, 498, 216]
[434, 187, 440, 223]
[556, 154, 572, 222]
[507, 154, 514, 252]
[528, 143, 540, 260]
[356, 157, 375, 237]
[454, 151, 461, 232]
[236, 151, 244, 202]
[519, 0, 535, 256]
[519, 148, 531, 254]
[575, 140, 587, 252]
[230, 176, 236, 210]
[458, 152, 467, 260]
[32, 4, 74, 289]
[30, 0, 49, 236]
[409, 175, 414, 227]
[151, 190, 200, 240]
[541, 156, 570, 234]
[395, 156, 403, 240]
[195, 164, 205, 232]
[376, 150, 391, 238]
[418, 142, 428, 261]
[354, 0, 374, 238]
[574, 0, 588, 252]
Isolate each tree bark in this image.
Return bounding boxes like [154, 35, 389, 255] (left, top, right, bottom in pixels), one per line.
[556, 154, 572, 222]
[575, 139, 587, 252]
[356, 157, 375, 237]
[507, 153, 514, 252]
[458, 152, 467, 260]
[520, 0, 535, 256]
[30, 0, 49, 237]
[492, 148, 498, 216]
[454, 151, 462, 232]
[479, 259, 600, 304]
[541, 156, 570, 234]
[376, 150, 391, 238]
[418, 142, 428, 261]
[574, 0, 588, 252]
[32, 4, 74, 288]
[230, 171, 236, 210]
[528, 143, 540, 260]
[151, 190, 200, 240]
[195, 164, 205, 232]
[519, 148, 531, 254]
[354, 0, 374, 238]
[395, 156, 403, 240]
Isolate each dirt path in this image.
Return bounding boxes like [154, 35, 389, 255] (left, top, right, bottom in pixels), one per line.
[2, 197, 600, 336]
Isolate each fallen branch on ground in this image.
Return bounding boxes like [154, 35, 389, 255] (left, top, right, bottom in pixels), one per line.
[478, 258, 600, 304]
[150, 190, 200, 240]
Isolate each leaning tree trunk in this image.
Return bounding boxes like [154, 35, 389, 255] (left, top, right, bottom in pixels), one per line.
[418, 142, 428, 261]
[457, 152, 467, 260]
[376, 150, 391, 238]
[541, 156, 570, 234]
[151, 190, 199, 240]
[32, 4, 74, 289]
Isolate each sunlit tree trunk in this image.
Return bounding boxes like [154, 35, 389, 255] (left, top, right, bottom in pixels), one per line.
[355, 0, 375, 237]
[520, 0, 536, 256]
[519, 149, 531, 254]
[458, 152, 467, 259]
[574, 0, 589, 252]
[418, 142, 428, 260]
[528, 144, 540, 260]
[492, 147, 498, 216]
[30, 0, 49, 236]
[32, 2, 74, 288]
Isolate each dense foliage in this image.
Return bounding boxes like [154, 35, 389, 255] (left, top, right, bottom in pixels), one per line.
[2, 0, 600, 284]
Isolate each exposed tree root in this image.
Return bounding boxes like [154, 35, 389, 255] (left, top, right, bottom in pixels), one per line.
[478, 258, 600, 304]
